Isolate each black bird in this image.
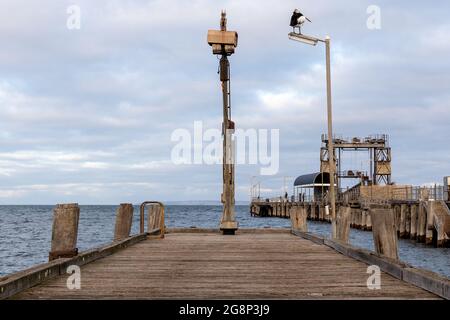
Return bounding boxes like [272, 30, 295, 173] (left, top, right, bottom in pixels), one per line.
[290, 9, 311, 34]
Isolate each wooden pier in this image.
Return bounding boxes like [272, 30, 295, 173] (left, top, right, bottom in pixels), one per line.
[1, 202, 449, 300]
[251, 184, 450, 247]
[2, 229, 445, 300]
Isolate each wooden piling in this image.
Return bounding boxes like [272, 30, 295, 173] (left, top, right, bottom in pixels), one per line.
[425, 201, 434, 245]
[410, 204, 418, 240]
[370, 208, 399, 260]
[313, 203, 318, 220]
[350, 208, 355, 228]
[49, 203, 80, 261]
[148, 205, 161, 232]
[357, 209, 363, 229]
[417, 202, 427, 243]
[365, 209, 372, 231]
[114, 204, 134, 241]
[336, 206, 351, 243]
[399, 204, 407, 238]
[319, 205, 324, 221]
[361, 210, 367, 230]
[286, 202, 291, 218]
[394, 205, 401, 236]
[405, 205, 411, 238]
[290, 205, 308, 232]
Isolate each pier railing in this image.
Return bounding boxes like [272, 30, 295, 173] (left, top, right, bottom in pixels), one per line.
[252, 184, 448, 206]
[140, 201, 165, 236]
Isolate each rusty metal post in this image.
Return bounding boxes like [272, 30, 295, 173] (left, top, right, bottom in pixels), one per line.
[325, 36, 337, 239]
[208, 11, 238, 235]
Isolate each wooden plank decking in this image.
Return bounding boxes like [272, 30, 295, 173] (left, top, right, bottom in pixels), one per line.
[11, 230, 439, 299]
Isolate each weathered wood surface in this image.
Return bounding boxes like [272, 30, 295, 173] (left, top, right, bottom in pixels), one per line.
[49, 203, 80, 261]
[371, 208, 399, 260]
[11, 231, 438, 300]
[114, 204, 134, 241]
[336, 206, 351, 243]
[290, 206, 307, 232]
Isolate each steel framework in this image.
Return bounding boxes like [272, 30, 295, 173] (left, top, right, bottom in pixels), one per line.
[320, 134, 392, 188]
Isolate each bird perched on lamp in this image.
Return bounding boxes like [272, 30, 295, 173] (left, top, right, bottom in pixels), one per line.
[290, 9, 311, 34]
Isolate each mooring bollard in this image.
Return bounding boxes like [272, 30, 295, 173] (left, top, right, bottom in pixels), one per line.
[370, 207, 399, 260]
[49, 203, 80, 261]
[336, 206, 351, 243]
[114, 203, 134, 241]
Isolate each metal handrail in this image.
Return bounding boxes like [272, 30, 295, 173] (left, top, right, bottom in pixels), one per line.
[140, 201, 165, 237]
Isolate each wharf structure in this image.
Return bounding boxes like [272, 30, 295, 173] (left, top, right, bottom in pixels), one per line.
[1, 201, 449, 300]
[250, 135, 450, 248]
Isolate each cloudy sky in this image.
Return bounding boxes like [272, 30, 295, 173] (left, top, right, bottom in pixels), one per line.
[0, 0, 449, 204]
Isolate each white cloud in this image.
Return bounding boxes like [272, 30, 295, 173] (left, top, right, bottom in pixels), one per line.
[0, 1, 449, 203]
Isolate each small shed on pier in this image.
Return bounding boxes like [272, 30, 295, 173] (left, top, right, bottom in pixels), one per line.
[293, 172, 331, 202]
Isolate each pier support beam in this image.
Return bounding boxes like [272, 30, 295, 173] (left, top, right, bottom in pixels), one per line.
[370, 207, 399, 260]
[365, 209, 372, 231]
[417, 202, 427, 243]
[405, 205, 411, 238]
[399, 204, 407, 238]
[114, 204, 134, 241]
[394, 205, 401, 236]
[410, 204, 418, 240]
[49, 203, 80, 261]
[426, 201, 434, 245]
[336, 206, 351, 243]
[290, 205, 308, 232]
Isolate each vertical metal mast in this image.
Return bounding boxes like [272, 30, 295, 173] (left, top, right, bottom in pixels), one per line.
[207, 11, 239, 234]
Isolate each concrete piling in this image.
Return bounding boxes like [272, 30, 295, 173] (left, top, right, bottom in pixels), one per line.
[49, 203, 80, 261]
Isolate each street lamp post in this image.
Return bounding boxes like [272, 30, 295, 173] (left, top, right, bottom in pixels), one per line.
[288, 32, 337, 239]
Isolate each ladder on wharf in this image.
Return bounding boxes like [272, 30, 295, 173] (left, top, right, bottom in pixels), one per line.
[1, 202, 448, 300]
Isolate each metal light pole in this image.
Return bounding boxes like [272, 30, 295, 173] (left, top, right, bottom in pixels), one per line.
[207, 11, 239, 235]
[288, 32, 337, 239]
